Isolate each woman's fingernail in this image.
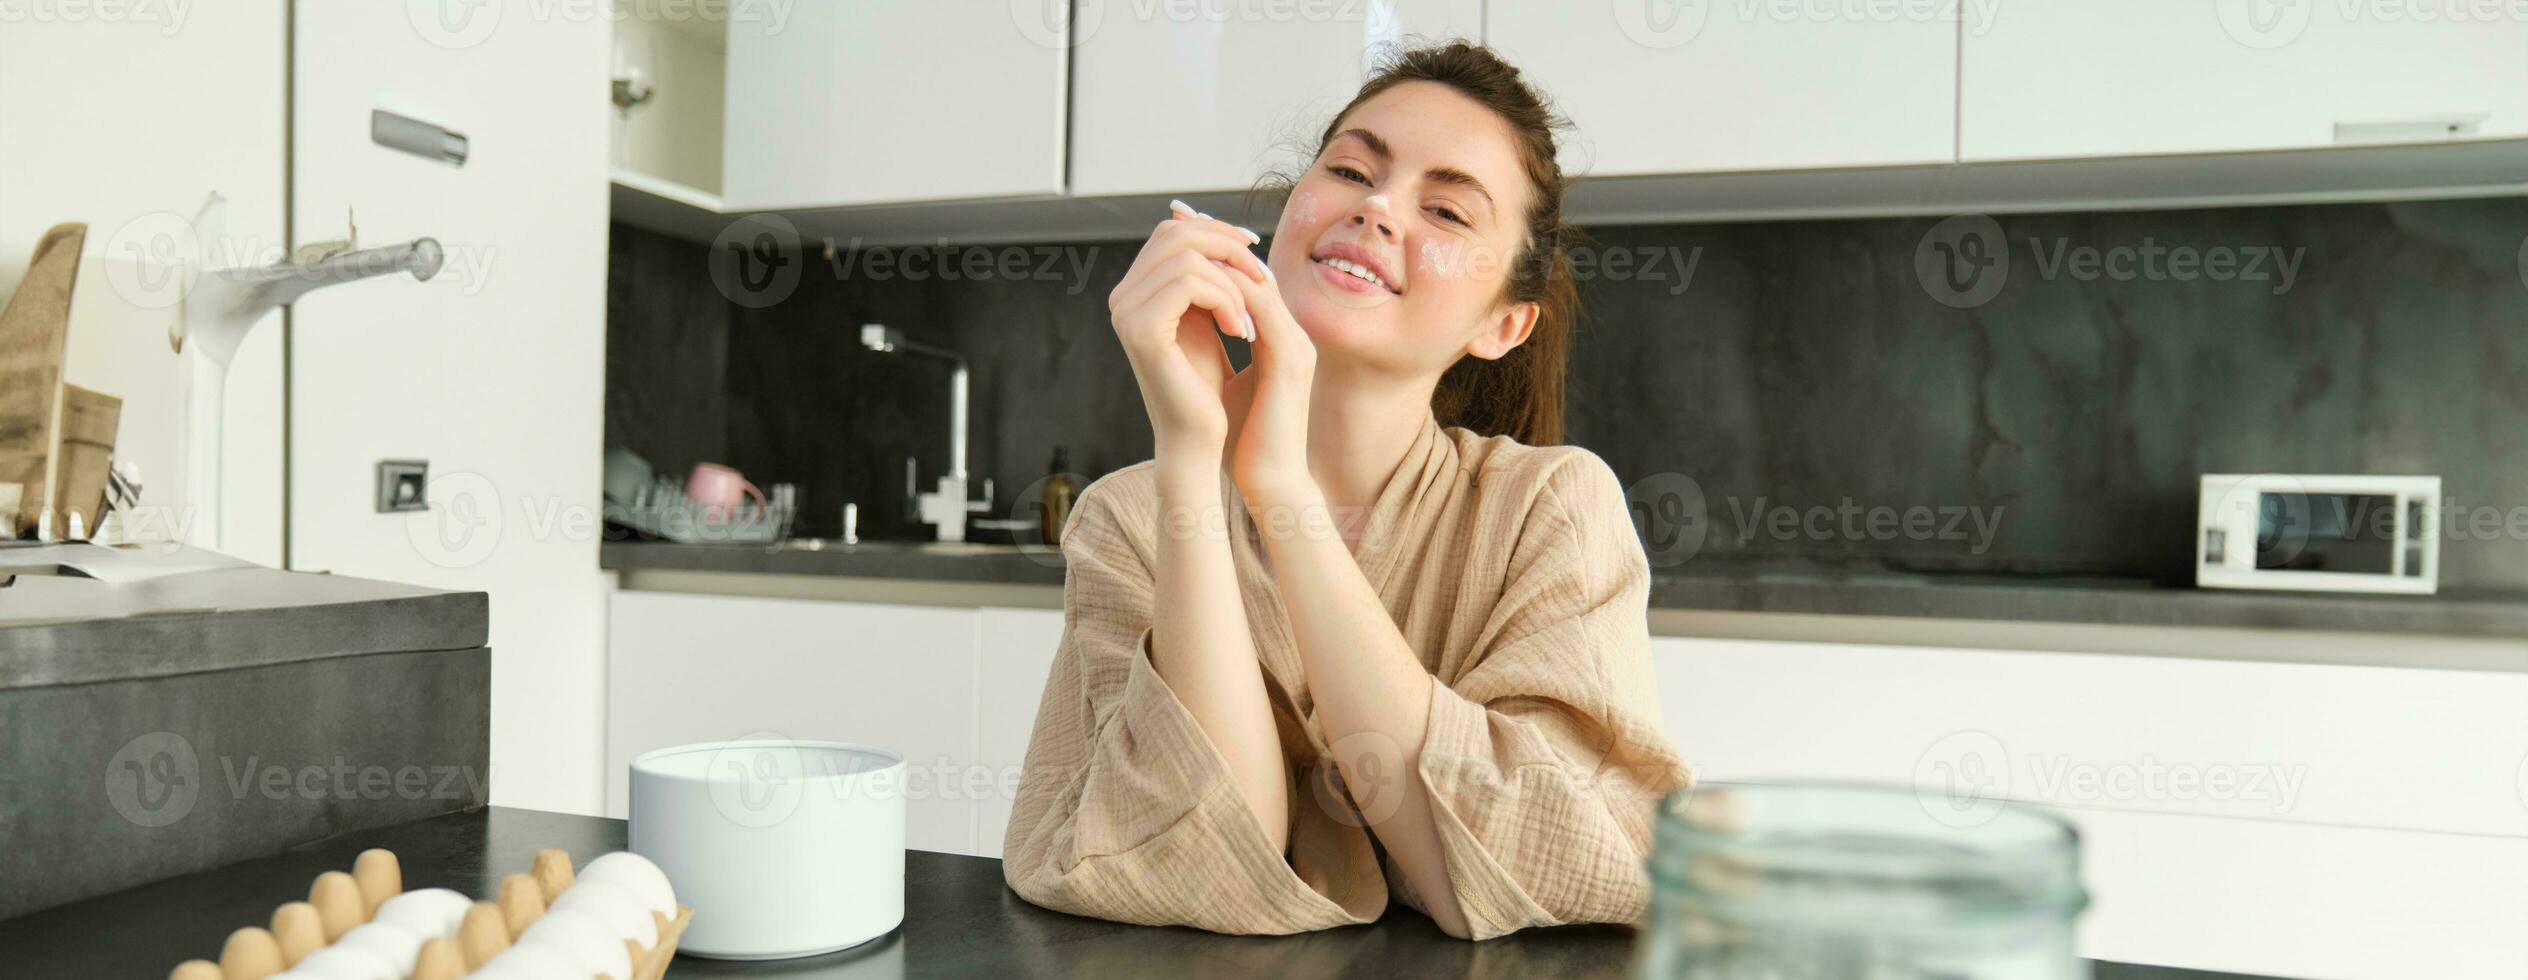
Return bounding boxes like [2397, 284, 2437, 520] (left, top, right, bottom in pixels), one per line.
[1243, 313, 1257, 342]
[1168, 199, 1197, 217]
[1235, 226, 1261, 245]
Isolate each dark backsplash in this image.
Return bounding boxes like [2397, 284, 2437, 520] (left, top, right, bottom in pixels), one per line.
[607, 196, 2528, 589]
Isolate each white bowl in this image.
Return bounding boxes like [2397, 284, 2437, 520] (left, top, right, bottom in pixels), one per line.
[629, 739, 906, 959]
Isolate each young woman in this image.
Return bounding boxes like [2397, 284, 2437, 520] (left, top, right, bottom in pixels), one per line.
[1003, 42, 1692, 941]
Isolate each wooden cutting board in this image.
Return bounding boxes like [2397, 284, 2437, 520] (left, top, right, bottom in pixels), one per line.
[0, 223, 87, 538]
[55, 385, 119, 540]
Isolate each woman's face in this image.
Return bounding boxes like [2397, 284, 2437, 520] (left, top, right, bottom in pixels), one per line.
[1268, 81, 1540, 378]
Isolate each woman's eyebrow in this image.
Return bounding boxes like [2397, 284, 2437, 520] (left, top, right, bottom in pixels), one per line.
[1330, 127, 1390, 159]
[1423, 166, 1495, 213]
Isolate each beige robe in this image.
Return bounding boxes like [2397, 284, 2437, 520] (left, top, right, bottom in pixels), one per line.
[1001, 414, 1694, 940]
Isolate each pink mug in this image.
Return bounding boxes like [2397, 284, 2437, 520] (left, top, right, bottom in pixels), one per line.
[686, 462, 766, 523]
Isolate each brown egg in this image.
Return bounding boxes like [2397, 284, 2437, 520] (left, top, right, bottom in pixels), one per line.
[410, 937, 466, 980]
[308, 870, 365, 941]
[350, 848, 402, 917]
[458, 901, 511, 967]
[530, 848, 575, 905]
[267, 901, 324, 966]
[216, 926, 283, 980]
[496, 872, 546, 937]
[167, 960, 223, 980]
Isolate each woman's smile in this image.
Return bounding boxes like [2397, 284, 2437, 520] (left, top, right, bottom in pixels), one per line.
[1310, 240, 1403, 296]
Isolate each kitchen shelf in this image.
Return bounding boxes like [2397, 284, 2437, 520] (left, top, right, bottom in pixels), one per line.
[612, 136, 2528, 247]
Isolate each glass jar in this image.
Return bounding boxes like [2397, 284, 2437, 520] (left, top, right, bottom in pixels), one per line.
[1635, 782, 2090, 980]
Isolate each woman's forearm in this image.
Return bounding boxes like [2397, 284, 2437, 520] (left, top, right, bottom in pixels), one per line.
[1147, 451, 1291, 855]
[1253, 491, 1472, 938]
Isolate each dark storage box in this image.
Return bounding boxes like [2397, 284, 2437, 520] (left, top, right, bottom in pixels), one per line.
[0, 545, 490, 919]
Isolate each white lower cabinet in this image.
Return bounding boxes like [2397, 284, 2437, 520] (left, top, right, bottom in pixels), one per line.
[976, 609, 1066, 858]
[609, 591, 2528, 973]
[1651, 635, 2528, 978]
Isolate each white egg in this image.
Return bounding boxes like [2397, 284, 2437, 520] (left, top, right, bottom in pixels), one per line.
[373, 887, 473, 938]
[517, 906, 634, 980]
[550, 878, 659, 947]
[578, 852, 676, 916]
[285, 943, 400, 980]
[331, 921, 424, 971]
[482, 937, 586, 977]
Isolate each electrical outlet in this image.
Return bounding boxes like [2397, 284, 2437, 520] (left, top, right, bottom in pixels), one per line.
[377, 460, 429, 513]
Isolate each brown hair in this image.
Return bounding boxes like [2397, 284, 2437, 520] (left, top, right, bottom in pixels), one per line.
[1258, 41, 1582, 445]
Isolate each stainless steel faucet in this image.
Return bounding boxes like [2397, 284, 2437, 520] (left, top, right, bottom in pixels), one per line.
[861, 323, 991, 542]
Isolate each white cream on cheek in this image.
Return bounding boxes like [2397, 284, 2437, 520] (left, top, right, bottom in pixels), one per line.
[1418, 237, 1470, 282]
[1285, 190, 1322, 231]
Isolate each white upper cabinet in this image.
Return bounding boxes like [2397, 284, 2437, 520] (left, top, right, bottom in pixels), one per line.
[1961, 3, 2528, 162]
[1483, 1, 1957, 176]
[721, 2, 1069, 210]
[1068, 0, 1483, 197]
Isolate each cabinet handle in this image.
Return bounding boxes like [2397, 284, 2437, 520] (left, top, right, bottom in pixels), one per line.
[2333, 112, 2488, 145]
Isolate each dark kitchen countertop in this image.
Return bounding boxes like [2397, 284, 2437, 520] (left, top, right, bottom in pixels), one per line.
[601, 540, 2528, 641]
[604, 538, 1067, 587]
[0, 543, 488, 689]
[0, 806, 2282, 979]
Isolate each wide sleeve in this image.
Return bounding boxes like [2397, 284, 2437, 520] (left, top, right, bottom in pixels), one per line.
[1000, 475, 1372, 934]
[1409, 453, 1695, 940]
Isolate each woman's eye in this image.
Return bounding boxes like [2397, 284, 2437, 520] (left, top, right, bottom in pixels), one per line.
[1429, 206, 1466, 226]
[1329, 165, 1370, 185]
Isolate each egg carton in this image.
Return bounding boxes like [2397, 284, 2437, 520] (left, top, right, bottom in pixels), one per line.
[165, 846, 694, 980]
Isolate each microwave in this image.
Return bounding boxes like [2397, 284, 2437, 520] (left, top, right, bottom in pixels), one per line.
[2196, 474, 2439, 594]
